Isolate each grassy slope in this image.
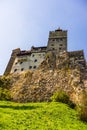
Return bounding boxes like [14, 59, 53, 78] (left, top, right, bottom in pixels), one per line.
[0, 101, 87, 130]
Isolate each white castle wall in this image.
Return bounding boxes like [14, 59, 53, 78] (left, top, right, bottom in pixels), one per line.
[4, 28, 68, 75]
[10, 52, 45, 73]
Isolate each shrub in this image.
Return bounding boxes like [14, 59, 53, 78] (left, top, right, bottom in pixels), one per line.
[68, 100, 76, 109]
[51, 91, 76, 109]
[78, 91, 87, 122]
[51, 91, 69, 103]
[0, 76, 11, 89]
[0, 76, 11, 101]
[0, 88, 11, 101]
[79, 105, 87, 122]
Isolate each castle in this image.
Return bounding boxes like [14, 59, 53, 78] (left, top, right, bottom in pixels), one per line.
[4, 28, 86, 75]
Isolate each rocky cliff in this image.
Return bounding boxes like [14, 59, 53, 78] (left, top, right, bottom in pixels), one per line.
[6, 51, 87, 104]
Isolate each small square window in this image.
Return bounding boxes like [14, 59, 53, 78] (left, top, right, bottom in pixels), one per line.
[52, 39, 55, 41]
[21, 68, 24, 71]
[57, 39, 59, 42]
[29, 66, 32, 69]
[20, 62, 23, 64]
[32, 54, 34, 57]
[59, 47, 62, 50]
[60, 44, 63, 46]
[51, 44, 54, 46]
[14, 69, 17, 72]
[33, 66, 36, 69]
[34, 59, 37, 62]
[60, 38, 63, 41]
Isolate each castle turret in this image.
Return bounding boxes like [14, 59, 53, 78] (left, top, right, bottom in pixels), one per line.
[47, 28, 67, 53]
[4, 48, 20, 75]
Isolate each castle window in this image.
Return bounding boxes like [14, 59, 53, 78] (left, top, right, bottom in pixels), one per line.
[52, 39, 55, 41]
[14, 69, 17, 72]
[21, 68, 24, 71]
[60, 38, 63, 41]
[52, 48, 55, 50]
[29, 66, 32, 69]
[20, 62, 23, 64]
[33, 66, 36, 69]
[57, 39, 59, 42]
[32, 54, 34, 57]
[34, 59, 37, 62]
[51, 44, 54, 46]
[60, 44, 63, 46]
[59, 47, 62, 50]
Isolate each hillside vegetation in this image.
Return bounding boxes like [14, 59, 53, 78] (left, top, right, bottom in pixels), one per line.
[0, 52, 87, 128]
[0, 101, 87, 130]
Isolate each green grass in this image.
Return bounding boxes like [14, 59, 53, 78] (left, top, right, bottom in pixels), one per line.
[0, 101, 87, 130]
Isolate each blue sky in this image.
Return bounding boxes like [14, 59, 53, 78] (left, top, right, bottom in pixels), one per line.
[0, 0, 87, 75]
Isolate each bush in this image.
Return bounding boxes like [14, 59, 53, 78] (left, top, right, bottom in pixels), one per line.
[0, 76, 11, 101]
[0, 76, 11, 89]
[78, 91, 87, 122]
[0, 88, 11, 101]
[68, 100, 76, 109]
[51, 91, 69, 103]
[51, 91, 76, 109]
[79, 105, 87, 122]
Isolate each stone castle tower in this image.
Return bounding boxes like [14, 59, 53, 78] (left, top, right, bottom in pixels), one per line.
[47, 28, 67, 52]
[4, 28, 86, 75]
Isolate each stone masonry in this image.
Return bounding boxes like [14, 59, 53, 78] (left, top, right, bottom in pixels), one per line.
[4, 28, 86, 75]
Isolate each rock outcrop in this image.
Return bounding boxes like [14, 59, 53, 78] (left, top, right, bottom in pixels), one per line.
[6, 51, 87, 104]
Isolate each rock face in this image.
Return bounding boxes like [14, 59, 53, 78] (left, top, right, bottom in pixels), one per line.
[8, 52, 87, 104]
